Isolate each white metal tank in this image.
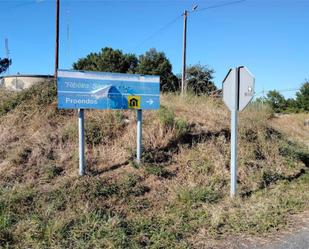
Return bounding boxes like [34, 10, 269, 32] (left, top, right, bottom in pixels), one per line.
[0, 74, 54, 91]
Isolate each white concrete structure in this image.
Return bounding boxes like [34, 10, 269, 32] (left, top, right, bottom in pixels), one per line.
[0, 75, 54, 91]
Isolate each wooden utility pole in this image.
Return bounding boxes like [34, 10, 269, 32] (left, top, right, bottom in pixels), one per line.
[55, 0, 60, 78]
[181, 10, 188, 95]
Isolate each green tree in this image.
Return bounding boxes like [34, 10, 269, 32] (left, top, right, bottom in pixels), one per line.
[0, 58, 11, 74]
[295, 82, 309, 112]
[73, 47, 138, 73]
[265, 90, 287, 113]
[185, 64, 216, 95]
[135, 48, 179, 92]
[285, 98, 298, 112]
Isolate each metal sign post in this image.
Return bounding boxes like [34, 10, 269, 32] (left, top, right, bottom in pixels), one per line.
[230, 107, 238, 196]
[78, 109, 85, 176]
[57, 70, 160, 175]
[223, 66, 255, 197]
[136, 110, 142, 163]
[230, 68, 239, 197]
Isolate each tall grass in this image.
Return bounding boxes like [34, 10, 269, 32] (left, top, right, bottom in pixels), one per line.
[0, 85, 308, 248]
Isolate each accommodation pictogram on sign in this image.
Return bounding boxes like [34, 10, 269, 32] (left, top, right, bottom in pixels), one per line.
[128, 96, 141, 109]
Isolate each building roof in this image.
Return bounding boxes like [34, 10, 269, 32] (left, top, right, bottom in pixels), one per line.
[0, 74, 54, 79]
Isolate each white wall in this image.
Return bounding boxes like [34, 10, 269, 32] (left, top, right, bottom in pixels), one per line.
[1, 76, 53, 91]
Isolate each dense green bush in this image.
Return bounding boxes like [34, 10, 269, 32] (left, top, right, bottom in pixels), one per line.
[258, 82, 309, 113]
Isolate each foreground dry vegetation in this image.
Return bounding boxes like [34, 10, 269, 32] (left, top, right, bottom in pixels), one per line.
[0, 82, 308, 248]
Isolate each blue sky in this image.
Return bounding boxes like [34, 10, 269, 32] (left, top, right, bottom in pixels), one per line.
[1, 0, 308, 98]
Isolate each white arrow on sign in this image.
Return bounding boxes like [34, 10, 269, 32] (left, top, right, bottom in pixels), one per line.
[146, 99, 154, 105]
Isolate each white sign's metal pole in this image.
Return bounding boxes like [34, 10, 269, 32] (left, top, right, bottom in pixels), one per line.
[78, 109, 85, 176]
[136, 109, 142, 163]
[230, 67, 239, 197]
[230, 108, 238, 197]
[223, 66, 255, 197]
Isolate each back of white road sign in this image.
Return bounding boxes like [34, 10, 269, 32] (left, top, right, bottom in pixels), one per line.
[223, 68, 237, 111]
[238, 66, 255, 111]
[222, 66, 255, 112]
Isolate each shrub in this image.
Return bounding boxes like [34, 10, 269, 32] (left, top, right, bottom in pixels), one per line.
[144, 165, 170, 178]
[0, 81, 56, 117]
[43, 164, 63, 180]
[177, 186, 221, 205]
[157, 105, 174, 129]
[85, 111, 125, 146]
[61, 122, 77, 143]
[175, 118, 189, 136]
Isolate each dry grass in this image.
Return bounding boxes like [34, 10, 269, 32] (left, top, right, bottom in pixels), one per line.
[0, 83, 308, 248]
[271, 113, 309, 147]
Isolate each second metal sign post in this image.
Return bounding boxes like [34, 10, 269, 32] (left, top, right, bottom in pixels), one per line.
[223, 66, 255, 197]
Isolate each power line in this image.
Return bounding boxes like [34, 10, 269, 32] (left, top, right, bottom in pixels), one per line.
[0, 0, 45, 20]
[255, 88, 300, 96]
[5, 0, 43, 11]
[274, 88, 300, 93]
[193, 0, 247, 13]
[133, 15, 182, 50]
[133, 0, 247, 51]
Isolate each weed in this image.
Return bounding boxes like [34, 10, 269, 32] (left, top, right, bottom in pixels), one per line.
[175, 118, 189, 136]
[61, 122, 77, 143]
[114, 110, 126, 123]
[129, 160, 140, 169]
[144, 164, 170, 178]
[0, 81, 56, 117]
[279, 141, 309, 165]
[11, 147, 32, 165]
[177, 186, 221, 205]
[119, 174, 150, 197]
[259, 170, 281, 188]
[85, 118, 103, 145]
[128, 198, 151, 212]
[43, 164, 63, 180]
[85, 111, 125, 146]
[157, 105, 175, 128]
[142, 148, 173, 164]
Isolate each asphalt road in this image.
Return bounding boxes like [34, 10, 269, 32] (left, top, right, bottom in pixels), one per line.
[234, 218, 309, 249]
[216, 215, 309, 249]
[260, 226, 309, 249]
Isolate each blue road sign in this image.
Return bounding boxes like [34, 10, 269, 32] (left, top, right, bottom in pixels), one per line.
[57, 69, 160, 110]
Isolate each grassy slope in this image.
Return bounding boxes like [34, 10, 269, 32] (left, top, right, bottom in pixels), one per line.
[270, 113, 309, 147]
[0, 82, 308, 249]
